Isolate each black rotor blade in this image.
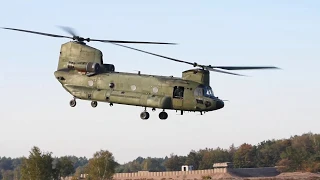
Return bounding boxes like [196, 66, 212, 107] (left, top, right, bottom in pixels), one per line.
[206, 67, 246, 76]
[110, 43, 278, 76]
[1, 26, 175, 45]
[211, 66, 280, 70]
[57, 26, 78, 37]
[110, 42, 196, 66]
[91, 39, 176, 45]
[1, 27, 73, 39]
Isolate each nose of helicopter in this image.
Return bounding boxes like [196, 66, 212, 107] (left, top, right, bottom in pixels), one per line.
[203, 98, 224, 111]
[215, 99, 224, 110]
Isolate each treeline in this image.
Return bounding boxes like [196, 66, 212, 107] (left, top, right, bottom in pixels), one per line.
[0, 155, 88, 178]
[0, 147, 117, 180]
[116, 132, 320, 173]
[0, 132, 319, 179]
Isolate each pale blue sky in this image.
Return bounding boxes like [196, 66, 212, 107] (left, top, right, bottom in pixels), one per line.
[0, 1, 319, 164]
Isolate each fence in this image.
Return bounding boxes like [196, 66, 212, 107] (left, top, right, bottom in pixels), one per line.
[113, 169, 215, 179]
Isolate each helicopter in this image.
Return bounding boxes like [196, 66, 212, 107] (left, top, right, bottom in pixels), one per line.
[1, 26, 279, 120]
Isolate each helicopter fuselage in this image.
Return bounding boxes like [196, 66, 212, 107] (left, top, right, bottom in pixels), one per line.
[54, 69, 224, 112]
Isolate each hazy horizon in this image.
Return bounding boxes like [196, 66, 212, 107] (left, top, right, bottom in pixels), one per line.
[1, 1, 319, 164]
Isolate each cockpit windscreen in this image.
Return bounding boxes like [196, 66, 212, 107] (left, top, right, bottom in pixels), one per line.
[194, 85, 215, 98]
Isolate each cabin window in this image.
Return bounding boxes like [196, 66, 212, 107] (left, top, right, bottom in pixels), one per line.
[173, 86, 184, 99]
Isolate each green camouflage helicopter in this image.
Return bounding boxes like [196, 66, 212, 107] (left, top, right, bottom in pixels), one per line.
[1, 27, 279, 120]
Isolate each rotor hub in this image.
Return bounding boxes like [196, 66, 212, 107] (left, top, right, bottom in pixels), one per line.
[73, 36, 91, 42]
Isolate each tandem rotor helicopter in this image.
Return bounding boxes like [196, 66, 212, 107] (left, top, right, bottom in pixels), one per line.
[1, 26, 279, 120]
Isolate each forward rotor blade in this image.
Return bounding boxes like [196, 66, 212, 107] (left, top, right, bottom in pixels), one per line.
[91, 39, 176, 45]
[110, 43, 196, 66]
[212, 66, 280, 70]
[110, 43, 278, 76]
[1, 27, 73, 39]
[206, 67, 246, 76]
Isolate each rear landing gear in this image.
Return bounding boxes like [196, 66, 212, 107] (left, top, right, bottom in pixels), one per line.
[69, 99, 76, 107]
[140, 107, 150, 120]
[91, 101, 97, 108]
[159, 111, 168, 120]
[140, 111, 150, 120]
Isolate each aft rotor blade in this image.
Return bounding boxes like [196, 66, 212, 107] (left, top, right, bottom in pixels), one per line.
[110, 43, 196, 66]
[57, 26, 78, 37]
[1, 27, 73, 39]
[1, 26, 175, 45]
[212, 66, 280, 70]
[91, 39, 176, 45]
[207, 67, 246, 76]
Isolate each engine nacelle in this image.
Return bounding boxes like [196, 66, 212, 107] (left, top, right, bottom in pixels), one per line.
[67, 62, 100, 73]
[182, 69, 210, 86]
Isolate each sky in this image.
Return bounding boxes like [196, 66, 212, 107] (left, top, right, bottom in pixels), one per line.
[0, 0, 319, 164]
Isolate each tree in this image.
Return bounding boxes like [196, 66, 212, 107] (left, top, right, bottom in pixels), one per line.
[197, 147, 231, 170]
[185, 150, 201, 170]
[20, 146, 54, 180]
[198, 149, 214, 170]
[85, 149, 118, 180]
[164, 154, 185, 171]
[73, 165, 86, 179]
[1, 170, 14, 180]
[66, 156, 89, 170]
[13, 166, 21, 180]
[228, 144, 237, 162]
[233, 143, 255, 168]
[141, 158, 165, 172]
[0, 157, 13, 171]
[53, 156, 75, 179]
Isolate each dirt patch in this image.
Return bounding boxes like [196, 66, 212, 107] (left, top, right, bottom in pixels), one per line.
[238, 172, 320, 180]
[276, 172, 320, 179]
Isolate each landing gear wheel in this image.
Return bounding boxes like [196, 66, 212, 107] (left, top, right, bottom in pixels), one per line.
[140, 111, 150, 120]
[91, 101, 98, 108]
[159, 111, 168, 120]
[69, 99, 76, 107]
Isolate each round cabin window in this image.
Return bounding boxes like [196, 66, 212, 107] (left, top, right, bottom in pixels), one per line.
[131, 85, 136, 91]
[153, 87, 158, 93]
[88, 80, 94, 87]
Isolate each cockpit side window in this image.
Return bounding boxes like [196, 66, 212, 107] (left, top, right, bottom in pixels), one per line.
[194, 85, 215, 98]
[194, 87, 203, 97]
[203, 86, 215, 98]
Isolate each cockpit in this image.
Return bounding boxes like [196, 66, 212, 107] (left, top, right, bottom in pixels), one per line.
[194, 85, 216, 99]
[194, 84, 224, 110]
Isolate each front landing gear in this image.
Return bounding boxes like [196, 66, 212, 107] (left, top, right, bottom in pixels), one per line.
[140, 111, 150, 120]
[91, 101, 97, 108]
[69, 99, 76, 107]
[159, 111, 168, 120]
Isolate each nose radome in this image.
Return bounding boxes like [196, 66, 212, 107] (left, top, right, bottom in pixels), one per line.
[216, 100, 224, 109]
